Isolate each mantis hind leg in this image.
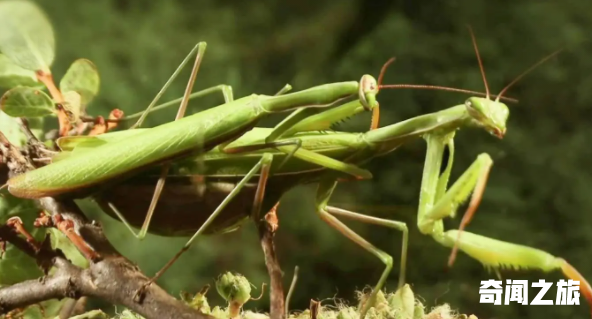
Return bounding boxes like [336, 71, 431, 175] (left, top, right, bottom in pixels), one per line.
[133, 153, 274, 300]
[133, 42, 240, 241]
[316, 178, 408, 319]
[124, 84, 235, 122]
[132, 42, 207, 129]
[127, 82, 292, 241]
[417, 134, 592, 312]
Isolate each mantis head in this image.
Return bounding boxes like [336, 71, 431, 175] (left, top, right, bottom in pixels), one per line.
[360, 57, 402, 131]
[463, 25, 560, 140]
[359, 74, 379, 112]
[465, 97, 509, 139]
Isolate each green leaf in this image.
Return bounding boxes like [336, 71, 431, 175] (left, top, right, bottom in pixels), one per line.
[387, 284, 415, 319]
[0, 53, 40, 88]
[0, 107, 44, 147]
[69, 310, 110, 319]
[0, 0, 55, 72]
[0, 109, 27, 146]
[27, 116, 45, 139]
[0, 195, 44, 285]
[48, 228, 88, 268]
[0, 86, 55, 118]
[63, 90, 82, 124]
[60, 59, 100, 107]
[12, 299, 67, 319]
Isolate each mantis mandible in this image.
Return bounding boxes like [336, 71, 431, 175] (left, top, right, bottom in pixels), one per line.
[51, 31, 591, 319]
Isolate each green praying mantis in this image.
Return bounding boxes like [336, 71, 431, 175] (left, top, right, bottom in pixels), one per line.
[0, 36, 452, 311]
[3, 41, 393, 216]
[2, 30, 591, 319]
[11, 32, 590, 319]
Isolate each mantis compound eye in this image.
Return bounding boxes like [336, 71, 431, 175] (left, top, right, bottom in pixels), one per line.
[465, 100, 473, 109]
[359, 75, 378, 111]
[359, 86, 371, 111]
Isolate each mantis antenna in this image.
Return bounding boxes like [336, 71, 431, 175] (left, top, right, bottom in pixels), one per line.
[495, 49, 563, 102]
[379, 26, 516, 104]
[467, 25, 491, 99]
[369, 57, 399, 130]
[373, 52, 517, 130]
[448, 29, 563, 267]
[378, 84, 518, 103]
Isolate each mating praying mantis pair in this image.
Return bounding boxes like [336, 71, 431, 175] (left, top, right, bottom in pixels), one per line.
[2, 29, 591, 319]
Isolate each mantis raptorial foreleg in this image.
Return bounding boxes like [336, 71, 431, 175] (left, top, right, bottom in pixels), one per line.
[415, 132, 592, 306]
[416, 132, 492, 241]
[315, 177, 409, 319]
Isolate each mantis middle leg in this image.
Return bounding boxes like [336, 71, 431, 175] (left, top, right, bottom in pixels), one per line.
[315, 177, 409, 319]
[106, 42, 239, 240]
[133, 152, 276, 298]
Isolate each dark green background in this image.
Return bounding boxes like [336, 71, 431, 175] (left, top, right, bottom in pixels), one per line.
[32, 0, 592, 318]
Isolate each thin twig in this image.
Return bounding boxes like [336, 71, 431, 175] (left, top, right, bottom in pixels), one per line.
[285, 266, 299, 318]
[16, 118, 40, 144]
[257, 203, 285, 319]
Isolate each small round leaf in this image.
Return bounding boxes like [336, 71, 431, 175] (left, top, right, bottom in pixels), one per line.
[0, 109, 27, 146]
[0, 0, 55, 72]
[60, 59, 100, 107]
[0, 86, 55, 118]
[0, 109, 43, 151]
[62, 90, 82, 124]
[0, 54, 40, 88]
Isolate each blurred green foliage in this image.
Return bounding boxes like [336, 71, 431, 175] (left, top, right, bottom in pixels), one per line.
[2, 0, 592, 318]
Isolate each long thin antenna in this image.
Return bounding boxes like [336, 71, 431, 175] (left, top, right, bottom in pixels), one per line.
[370, 57, 396, 131]
[379, 84, 518, 103]
[378, 57, 396, 86]
[467, 25, 490, 99]
[495, 49, 563, 102]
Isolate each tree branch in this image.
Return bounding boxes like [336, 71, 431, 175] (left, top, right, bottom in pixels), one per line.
[0, 197, 217, 319]
[0, 132, 216, 319]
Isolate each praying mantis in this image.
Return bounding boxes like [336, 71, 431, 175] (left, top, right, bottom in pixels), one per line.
[2, 27, 590, 319]
[33, 32, 592, 319]
[3, 40, 395, 220]
[0, 37, 449, 311]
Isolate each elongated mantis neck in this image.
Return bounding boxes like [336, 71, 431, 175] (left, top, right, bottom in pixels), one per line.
[362, 104, 472, 153]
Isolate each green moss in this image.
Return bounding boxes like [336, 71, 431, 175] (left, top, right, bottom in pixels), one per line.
[50, 276, 477, 319]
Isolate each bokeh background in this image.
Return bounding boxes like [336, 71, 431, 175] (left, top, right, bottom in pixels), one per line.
[18, 0, 592, 318]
